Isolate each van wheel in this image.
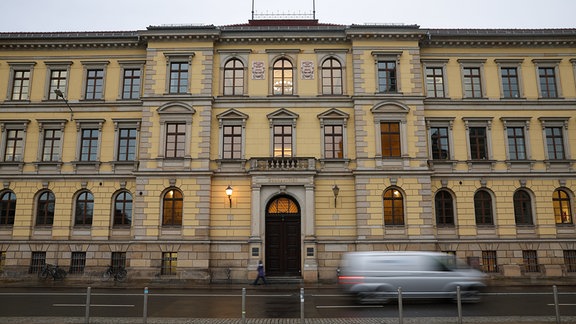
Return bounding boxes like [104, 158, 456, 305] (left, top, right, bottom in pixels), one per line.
[358, 289, 392, 305]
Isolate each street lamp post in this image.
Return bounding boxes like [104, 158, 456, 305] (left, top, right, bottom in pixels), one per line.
[54, 89, 74, 121]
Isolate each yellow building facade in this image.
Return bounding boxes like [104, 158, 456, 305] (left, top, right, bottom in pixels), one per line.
[0, 21, 575, 283]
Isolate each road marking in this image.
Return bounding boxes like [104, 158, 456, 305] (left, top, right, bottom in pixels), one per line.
[316, 305, 384, 309]
[53, 304, 134, 307]
[150, 293, 293, 297]
[547, 303, 576, 306]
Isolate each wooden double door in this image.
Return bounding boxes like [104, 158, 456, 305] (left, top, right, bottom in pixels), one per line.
[265, 195, 301, 277]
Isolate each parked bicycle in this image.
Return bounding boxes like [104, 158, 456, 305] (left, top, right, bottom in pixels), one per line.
[38, 264, 66, 280]
[103, 265, 127, 281]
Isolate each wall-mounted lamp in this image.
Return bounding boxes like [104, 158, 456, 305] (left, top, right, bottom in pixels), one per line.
[332, 184, 340, 207]
[225, 185, 233, 208]
[54, 89, 74, 121]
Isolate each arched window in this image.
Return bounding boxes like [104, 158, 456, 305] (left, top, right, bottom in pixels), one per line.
[36, 190, 55, 226]
[273, 58, 293, 95]
[0, 190, 16, 225]
[435, 190, 454, 226]
[383, 188, 404, 226]
[223, 58, 244, 95]
[75, 191, 94, 226]
[553, 189, 572, 224]
[474, 190, 493, 225]
[113, 191, 133, 226]
[321, 58, 342, 95]
[163, 188, 183, 226]
[513, 190, 533, 225]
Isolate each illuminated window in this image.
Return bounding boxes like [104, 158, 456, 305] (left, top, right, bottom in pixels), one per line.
[273, 58, 293, 95]
[162, 189, 183, 226]
[383, 188, 404, 226]
[553, 189, 572, 224]
[380, 122, 401, 158]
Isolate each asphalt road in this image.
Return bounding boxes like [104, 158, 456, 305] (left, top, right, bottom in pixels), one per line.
[0, 285, 575, 323]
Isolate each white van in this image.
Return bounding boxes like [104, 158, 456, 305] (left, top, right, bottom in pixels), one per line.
[338, 251, 487, 304]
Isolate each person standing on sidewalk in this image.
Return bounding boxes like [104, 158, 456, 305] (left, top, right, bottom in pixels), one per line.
[252, 260, 267, 285]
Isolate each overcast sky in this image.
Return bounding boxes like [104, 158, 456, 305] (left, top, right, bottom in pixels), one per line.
[0, 0, 574, 32]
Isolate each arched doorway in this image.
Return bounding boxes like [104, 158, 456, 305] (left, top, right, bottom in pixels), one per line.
[265, 195, 301, 277]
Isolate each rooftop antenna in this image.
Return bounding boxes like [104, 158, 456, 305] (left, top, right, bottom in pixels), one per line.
[252, 0, 254, 20]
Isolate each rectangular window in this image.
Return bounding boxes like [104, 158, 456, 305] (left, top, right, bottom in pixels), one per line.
[507, 127, 526, 160]
[482, 251, 498, 273]
[85, 69, 104, 100]
[222, 125, 242, 159]
[42, 129, 62, 162]
[522, 250, 539, 273]
[380, 122, 401, 158]
[4, 129, 24, 162]
[165, 123, 186, 158]
[273, 125, 293, 157]
[501, 67, 520, 98]
[48, 70, 68, 100]
[324, 125, 343, 159]
[117, 128, 137, 161]
[538, 67, 558, 98]
[111, 252, 127, 271]
[426, 67, 445, 98]
[161, 252, 177, 276]
[469, 127, 487, 160]
[463, 67, 482, 98]
[80, 129, 100, 161]
[122, 68, 141, 99]
[377, 61, 397, 93]
[545, 126, 565, 160]
[29, 251, 46, 274]
[564, 250, 576, 273]
[69, 252, 86, 274]
[169, 62, 189, 94]
[11, 70, 31, 101]
[430, 126, 450, 159]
